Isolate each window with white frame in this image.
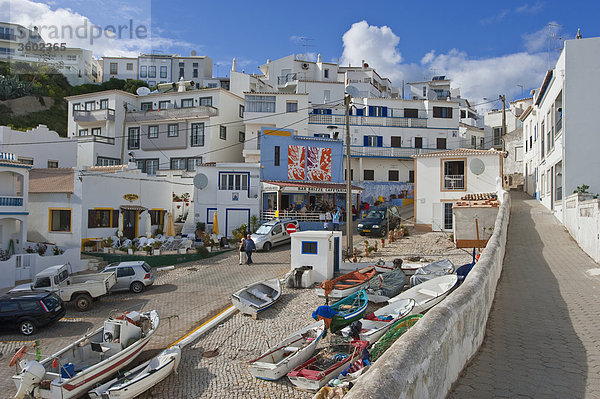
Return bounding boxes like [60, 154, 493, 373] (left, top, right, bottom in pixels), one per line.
[181, 98, 193, 108]
[168, 124, 179, 137]
[128, 127, 140, 149]
[126, 63, 133, 71]
[286, 101, 298, 113]
[148, 66, 156, 78]
[443, 203, 454, 230]
[365, 135, 379, 147]
[220, 125, 226, 140]
[109, 63, 117, 74]
[245, 95, 276, 113]
[239, 105, 244, 118]
[79, 129, 89, 136]
[141, 102, 152, 111]
[191, 123, 204, 146]
[85, 101, 95, 111]
[324, 69, 329, 78]
[160, 66, 167, 78]
[239, 131, 245, 143]
[99, 99, 108, 109]
[219, 173, 248, 191]
[492, 127, 502, 147]
[91, 127, 101, 136]
[97, 156, 120, 166]
[148, 125, 159, 139]
[140, 66, 147, 78]
[199, 97, 212, 107]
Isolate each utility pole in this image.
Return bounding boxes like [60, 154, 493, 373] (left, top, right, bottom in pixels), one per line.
[345, 94, 353, 259]
[500, 94, 506, 150]
[120, 103, 128, 164]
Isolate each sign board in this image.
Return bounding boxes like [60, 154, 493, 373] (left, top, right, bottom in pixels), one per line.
[123, 194, 139, 202]
[286, 223, 297, 234]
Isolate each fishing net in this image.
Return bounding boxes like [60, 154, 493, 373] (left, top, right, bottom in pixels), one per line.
[369, 315, 423, 362]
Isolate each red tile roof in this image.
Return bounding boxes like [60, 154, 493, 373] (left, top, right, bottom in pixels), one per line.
[29, 168, 75, 193]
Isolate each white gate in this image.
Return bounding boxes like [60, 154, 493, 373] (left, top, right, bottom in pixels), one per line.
[15, 254, 34, 281]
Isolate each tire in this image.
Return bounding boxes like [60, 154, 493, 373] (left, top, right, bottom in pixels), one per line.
[263, 242, 272, 252]
[18, 319, 37, 336]
[380, 227, 388, 237]
[358, 232, 364, 236]
[130, 281, 145, 294]
[74, 294, 92, 312]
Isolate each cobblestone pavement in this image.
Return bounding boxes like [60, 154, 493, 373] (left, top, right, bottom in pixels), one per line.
[449, 192, 600, 399]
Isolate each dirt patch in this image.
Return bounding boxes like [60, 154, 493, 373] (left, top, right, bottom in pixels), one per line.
[0, 96, 54, 116]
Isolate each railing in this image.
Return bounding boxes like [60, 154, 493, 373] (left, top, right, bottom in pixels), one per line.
[125, 106, 217, 122]
[309, 114, 427, 128]
[0, 196, 24, 206]
[76, 135, 115, 145]
[277, 73, 297, 85]
[443, 175, 465, 190]
[73, 108, 115, 122]
[350, 146, 441, 158]
[261, 210, 330, 222]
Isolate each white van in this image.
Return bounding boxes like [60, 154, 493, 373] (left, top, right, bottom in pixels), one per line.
[250, 219, 300, 251]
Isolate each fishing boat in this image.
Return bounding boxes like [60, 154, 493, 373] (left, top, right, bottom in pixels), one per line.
[87, 345, 181, 399]
[365, 268, 407, 303]
[401, 262, 422, 276]
[340, 298, 415, 344]
[369, 315, 422, 362]
[231, 278, 281, 317]
[12, 310, 159, 399]
[247, 320, 325, 381]
[287, 339, 368, 392]
[313, 290, 368, 334]
[315, 266, 376, 300]
[388, 275, 458, 314]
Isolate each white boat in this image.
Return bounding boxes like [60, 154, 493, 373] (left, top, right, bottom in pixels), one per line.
[388, 275, 458, 314]
[247, 320, 325, 381]
[12, 310, 159, 399]
[88, 345, 181, 399]
[232, 278, 281, 317]
[340, 298, 415, 343]
[401, 262, 422, 276]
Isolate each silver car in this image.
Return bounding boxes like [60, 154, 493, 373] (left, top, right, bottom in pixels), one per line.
[103, 261, 155, 293]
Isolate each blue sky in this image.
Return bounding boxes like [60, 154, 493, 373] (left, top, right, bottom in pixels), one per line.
[3, 0, 599, 104]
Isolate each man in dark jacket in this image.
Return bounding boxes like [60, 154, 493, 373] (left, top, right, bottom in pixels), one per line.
[244, 234, 256, 265]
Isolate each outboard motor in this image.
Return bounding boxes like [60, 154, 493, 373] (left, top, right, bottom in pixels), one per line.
[14, 360, 45, 399]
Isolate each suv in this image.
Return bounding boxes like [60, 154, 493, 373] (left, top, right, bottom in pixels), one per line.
[103, 261, 156, 293]
[0, 291, 66, 336]
[357, 206, 401, 237]
[251, 219, 300, 251]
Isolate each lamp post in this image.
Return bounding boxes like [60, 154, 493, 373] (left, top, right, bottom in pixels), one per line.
[344, 94, 353, 258]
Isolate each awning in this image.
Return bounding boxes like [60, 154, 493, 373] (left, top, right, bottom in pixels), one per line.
[120, 205, 148, 211]
[262, 180, 363, 194]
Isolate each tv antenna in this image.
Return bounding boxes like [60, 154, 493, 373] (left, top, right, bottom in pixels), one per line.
[547, 23, 564, 69]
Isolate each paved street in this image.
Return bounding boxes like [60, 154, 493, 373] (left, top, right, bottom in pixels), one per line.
[449, 192, 600, 398]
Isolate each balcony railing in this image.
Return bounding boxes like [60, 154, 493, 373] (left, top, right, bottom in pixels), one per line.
[277, 73, 297, 85]
[125, 106, 217, 122]
[443, 175, 465, 190]
[73, 108, 115, 122]
[75, 135, 115, 145]
[0, 196, 24, 206]
[261, 210, 328, 222]
[309, 114, 427, 128]
[350, 146, 441, 158]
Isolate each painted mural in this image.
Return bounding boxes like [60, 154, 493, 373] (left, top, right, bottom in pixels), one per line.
[306, 147, 332, 181]
[287, 145, 306, 180]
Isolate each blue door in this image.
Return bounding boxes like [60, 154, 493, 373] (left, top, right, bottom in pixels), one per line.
[334, 237, 340, 273]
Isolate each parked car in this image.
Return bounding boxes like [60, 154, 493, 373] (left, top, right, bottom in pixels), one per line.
[0, 291, 66, 336]
[103, 261, 156, 293]
[357, 206, 402, 237]
[251, 219, 300, 251]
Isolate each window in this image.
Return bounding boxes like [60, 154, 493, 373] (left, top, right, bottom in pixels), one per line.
[239, 105, 244, 118]
[364, 135, 382, 147]
[110, 63, 118, 74]
[117, 267, 135, 277]
[409, 170, 414, 183]
[414, 137, 423, 148]
[73, 103, 81, 111]
[540, 121, 545, 158]
[88, 209, 119, 228]
[179, 68, 184, 78]
[388, 170, 399, 181]
[286, 101, 298, 113]
[369, 106, 386, 117]
[492, 127, 502, 147]
[48, 160, 58, 168]
[140, 66, 147, 78]
[168, 124, 179, 137]
[148, 125, 159, 139]
[170, 157, 202, 171]
[219, 173, 249, 190]
[181, 98, 193, 108]
[404, 108, 419, 118]
[364, 170, 375, 181]
[324, 90, 330, 102]
[193, 62, 198, 68]
[443, 160, 465, 190]
[471, 136, 477, 148]
[480, 137, 485, 148]
[274, 146, 280, 166]
[179, 62, 184, 68]
[137, 159, 159, 175]
[50, 209, 71, 232]
[128, 127, 140, 149]
[148, 81, 156, 87]
[99, 99, 108, 109]
[126, 63, 133, 71]
[141, 102, 152, 111]
[97, 156, 120, 166]
[148, 66, 156, 78]
[436, 138, 447, 149]
[443, 203, 454, 230]
[324, 69, 329, 78]
[79, 129, 89, 136]
[239, 131, 245, 143]
[191, 123, 204, 146]
[245, 95, 276, 113]
[160, 66, 167, 79]
[91, 127, 101, 136]
[219, 125, 226, 140]
[391, 136, 402, 147]
[433, 106, 453, 118]
[301, 241, 318, 254]
[17, 157, 33, 165]
[149, 210, 164, 225]
[0, 301, 19, 313]
[0, 27, 15, 40]
[515, 146, 523, 162]
[193, 69, 198, 78]
[85, 101, 95, 111]
[422, 86, 427, 97]
[158, 100, 170, 109]
[460, 110, 466, 118]
[199, 97, 212, 107]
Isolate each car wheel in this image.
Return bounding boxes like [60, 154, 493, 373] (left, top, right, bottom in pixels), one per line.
[263, 242, 272, 252]
[130, 281, 145, 294]
[358, 232, 364, 236]
[19, 319, 37, 336]
[74, 294, 92, 312]
[380, 227, 388, 237]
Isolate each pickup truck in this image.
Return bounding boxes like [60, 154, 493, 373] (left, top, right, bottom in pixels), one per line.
[10, 263, 117, 311]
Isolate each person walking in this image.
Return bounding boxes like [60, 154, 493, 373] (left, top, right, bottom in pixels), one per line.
[245, 234, 256, 265]
[239, 237, 247, 265]
[332, 209, 340, 231]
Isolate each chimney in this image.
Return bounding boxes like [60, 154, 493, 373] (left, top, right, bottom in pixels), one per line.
[576, 28, 582, 39]
[317, 53, 322, 63]
[231, 58, 237, 72]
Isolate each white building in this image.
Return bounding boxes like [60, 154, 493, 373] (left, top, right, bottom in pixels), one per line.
[0, 152, 30, 256]
[0, 22, 101, 85]
[413, 148, 504, 231]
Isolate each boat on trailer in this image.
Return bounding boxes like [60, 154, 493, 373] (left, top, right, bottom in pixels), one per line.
[247, 320, 325, 381]
[315, 266, 376, 300]
[12, 310, 159, 399]
[231, 278, 281, 317]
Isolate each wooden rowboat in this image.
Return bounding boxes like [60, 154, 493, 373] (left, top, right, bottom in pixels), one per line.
[231, 278, 281, 317]
[313, 290, 368, 334]
[387, 275, 458, 314]
[247, 320, 325, 381]
[315, 266, 376, 300]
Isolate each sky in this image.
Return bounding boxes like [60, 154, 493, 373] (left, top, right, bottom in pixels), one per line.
[2, 0, 599, 107]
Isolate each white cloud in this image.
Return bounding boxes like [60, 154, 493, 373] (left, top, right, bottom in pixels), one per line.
[480, 9, 510, 26]
[516, 2, 544, 14]
[521, 21, 562, 53]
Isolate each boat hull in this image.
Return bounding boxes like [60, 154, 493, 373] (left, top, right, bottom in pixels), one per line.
[328, 290, 368, 334]
[388, 275, 458, 314]
[232, 278, 281, 317]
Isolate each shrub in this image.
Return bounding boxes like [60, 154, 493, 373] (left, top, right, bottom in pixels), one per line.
[52, 246, 64, 256]
[196, 246, 209, 256]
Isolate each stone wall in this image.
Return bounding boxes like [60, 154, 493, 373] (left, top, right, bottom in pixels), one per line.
[346, 192, 511, 399]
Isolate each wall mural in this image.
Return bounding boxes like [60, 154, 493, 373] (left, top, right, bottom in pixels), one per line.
[287, 145, 306, 180]
[306, 147, 332, 181]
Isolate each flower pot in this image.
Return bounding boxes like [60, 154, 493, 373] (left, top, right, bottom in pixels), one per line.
[103, 247, 110, 253]
[153, 249, 161, 256]
[128, 249, 134, 255]
[178, 248, 186, 254]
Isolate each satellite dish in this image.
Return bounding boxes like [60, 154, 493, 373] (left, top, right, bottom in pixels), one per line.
[345, 85, 360, 98]
[470, 158, 485, 175]
[136, 87, 151, 96]
[193, 173, 209, 189]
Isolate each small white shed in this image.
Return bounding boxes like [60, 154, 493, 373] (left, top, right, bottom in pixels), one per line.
[290, 230, 342, 283]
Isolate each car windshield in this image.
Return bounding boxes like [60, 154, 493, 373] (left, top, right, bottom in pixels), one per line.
[366, 210, 385, 219]
[142, 263, 151, 273]
[43, 294, 60, 309]
[33, 277, 51, 288]
[255, 225, 273, 235]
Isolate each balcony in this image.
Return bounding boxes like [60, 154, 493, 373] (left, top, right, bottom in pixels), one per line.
[73, 108, 115, 123]
[443, 175, 465, 190]
[277, 73, 298, 86]
[75, 135, 115, 145]
[350, 146, 440, 159]
[125, 106, 218, 122]
[0, 196, 23, 206]
[309, 114, 427, 128]
[0, 195, 25, 214]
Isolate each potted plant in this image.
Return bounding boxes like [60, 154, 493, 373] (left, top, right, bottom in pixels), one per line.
[102, 237, 113, 253]
[36, 243, 48, 256]
[52, 246, 64, 256]
[127, 244, 136, 255]
[152, 241, 162, 255]
[143, 245, 152, 255]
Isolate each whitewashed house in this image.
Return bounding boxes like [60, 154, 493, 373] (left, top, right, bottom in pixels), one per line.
[0, 153, 30, 256]
[413, 148, 504, 231]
